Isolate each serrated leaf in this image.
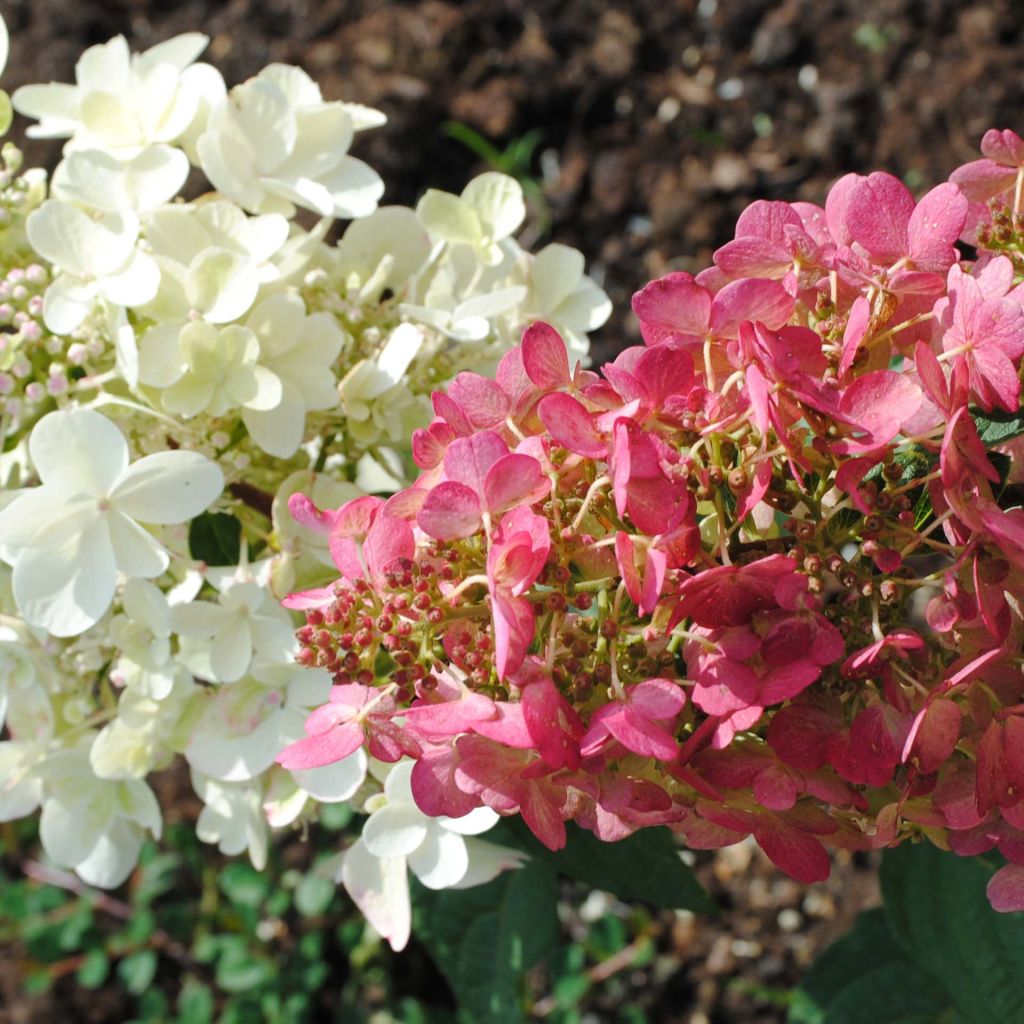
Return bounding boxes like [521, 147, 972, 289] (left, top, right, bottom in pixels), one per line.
[188, 511, 242, 566]
[972, 408, 1024, 447]
[881, 845, 1024, 1024]
[413, 858, 560, 1024]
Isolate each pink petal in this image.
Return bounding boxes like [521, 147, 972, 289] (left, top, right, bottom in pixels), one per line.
[521, 675, 583, 770]
[987, 863, 1024, 913]
[755, 819, 831, 883]
[538, 392, 607, 458]
[287, 493, 340, 535]
[631, 271, 712, 343]
[709, 277, 795, 337]
[491, 592, 535, 680]
[845, 172, 914, 264]
[605, 707, 678, 759]
[630, 678, 687, 720]
[714, 236, 791, 279]
[483, 453, 548, 515]
[277, 722, 363, 770]
[838, 296, 870, 377]
[447, 372, 510, 428]
[416, 481, 482, 540]
[950, 158, 1018, 203]
[364, 514, 415, 580]
[908, 182, 968, 273]
[443, 431, 508, 495]
[521, 321, 571, 390]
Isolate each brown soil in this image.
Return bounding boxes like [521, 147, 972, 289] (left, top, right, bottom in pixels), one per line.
[1, 1, 1016, 1020]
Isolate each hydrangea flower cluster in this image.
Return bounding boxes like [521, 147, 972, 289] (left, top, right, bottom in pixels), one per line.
[282, 130, 1024, 923]
[0, 21, 608, 917]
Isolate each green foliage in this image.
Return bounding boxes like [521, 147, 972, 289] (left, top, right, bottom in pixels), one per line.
[188, 510, 243, 565]
[790, 844, 1024, 1024]
[414, 857, 561, 1024]
[972, 407, 1024, 447]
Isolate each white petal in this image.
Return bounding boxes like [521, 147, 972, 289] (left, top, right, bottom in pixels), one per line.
[0, 488, 97, 552]
[416, 190, 480, 245]
[439, 804, 499, 836]
[40, 791, 113, 868]
[28, 201, 137, 277]
[209, 616, 252, 683]
[186, 695, 282, 781]
[100, 249, 161, 308]
[138, 321, 185, 387]
[242, 384, 305, 458]
[0, 743, 42, 821]
[408, 828, 469, 889]
[107, 510, 169, 578]
[13, 517, 117, 636]
[340, 837, 411, 952]
[320, 156, 384, 218]
[29, 407, 128, 496]
[362, 803, 428, 859]
[12, 83, 80, 136]
[111, 449, 223, 524]
[41, 274, 95, 334]
[448, 837, 527, 890]
[185, 248, 257, 323]
[196, 129, 266, 212]
[291, 748, 367, 802]
[462, 173, 525, 241]
[75, 819, 142, 889]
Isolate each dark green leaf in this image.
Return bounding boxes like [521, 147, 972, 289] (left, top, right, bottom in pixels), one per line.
[414, 857, 560, 1024]
[500, 821, 715, 914]
[789, 909, 947, 1024]
[188, 512, 242, 566]
[881, 845, 1024, 1024]
[215, 939, 275, 993]
[117, 949, 158, 995]
[972, 408, 1024, 447]
[219, 863, 268, 910]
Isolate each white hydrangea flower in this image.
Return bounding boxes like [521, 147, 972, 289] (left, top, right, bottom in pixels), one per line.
[196, 64, 385, 219]
[90, 676, 195, 780]
[172, 563, 297, 683]
[0, 409, 224, 637]
[340, 760, 527, 952]
[51, 145, 190, 214]
[513, 241, 611, 358]
[338, 322, 425, 436]
[26, 199, 160, 333]
[240, 293, 346, 457]
[416, 172, 525, 266]
[141, 200, 290, 325]
[192, 770, 269, 870]
[329, 206, 431, 303]
[108, 576, 198, 700]
[38, 745, 162, 888]
[12, 33, 223, 159]
[139, 320, 282, 419]
[0, 683, 54, 824]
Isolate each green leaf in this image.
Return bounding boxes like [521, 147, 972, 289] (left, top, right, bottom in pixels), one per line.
[789, 909, 947, 1023]
[215, 939, 275, 993]
[501, 821, 715, 914]
[117, 949, 158, 995]
[414, 857, 561, 1024]
[177, 978, 215, 1024]
[792, 847, 1024, 1024]
[881, 845, 1024, 1024]
[76, 947, 110, 989]
[294, 873, 336, 918]
[972, 408, 1024, 447]
[219, 862, 268, 910]
[188, 511, 242, 566]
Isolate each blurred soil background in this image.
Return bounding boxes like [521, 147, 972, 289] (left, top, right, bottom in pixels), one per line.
[1, 0, 1021, 1021]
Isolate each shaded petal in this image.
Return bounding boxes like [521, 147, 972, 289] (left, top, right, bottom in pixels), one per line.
[111, 450, 223, 524]
[29, 408, 128, 496]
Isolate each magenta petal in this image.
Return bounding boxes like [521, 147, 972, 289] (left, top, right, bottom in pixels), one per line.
[908, 182, 968, 272]
[631, 271, 712, 343]
[492, 592, 535, 680]
[417, 481, 482, 540]
[447, 372, 510, 428]
[606, 707, 678, 759]
[522, 321, 571, 390]
[709, 277, 795, 337]
[443, 431, 508, 494]
[276, 722, 363, 770]
[987, 864, 1024, 913]
[364, 514, 415, 579]
[846, 171, 914, 264]
[287, 493, 340, 535]
[630, 678, 686, 720]
[483, 453, 549, 515]
[538, 392, 607, 457]
[950, 158, 1018, 204]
